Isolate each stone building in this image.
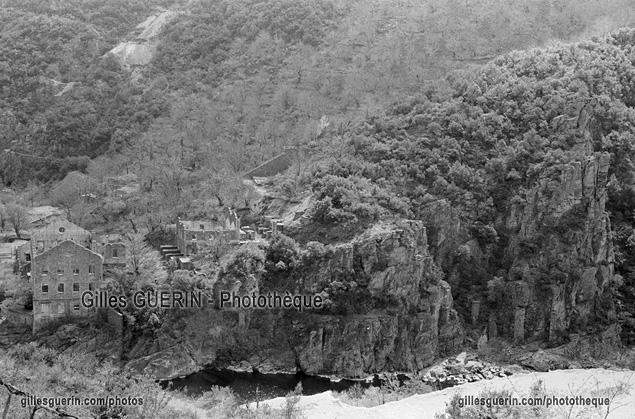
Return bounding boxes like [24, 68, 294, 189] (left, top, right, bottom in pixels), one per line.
[31, 240, 103, 332]
[90, 234, 126, 269]
[176, 207, 241, 256]
[16, 220, 90, 272]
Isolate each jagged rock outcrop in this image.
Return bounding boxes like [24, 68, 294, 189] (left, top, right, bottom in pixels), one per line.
[499, 145, 616, 342]
[286, 220, 463, 376]
[118, 220, 463, 380]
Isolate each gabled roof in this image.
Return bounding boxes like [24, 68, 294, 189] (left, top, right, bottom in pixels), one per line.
[32, 240, 103, 263]
[31, 219, 89, 238]
[27, 206, 64, 225]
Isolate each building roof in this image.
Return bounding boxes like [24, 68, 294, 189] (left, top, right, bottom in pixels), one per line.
[32, 240, 103, 263]
[32, 219, 89, 239]
[244, 151, 294, 179]
[27, 206, 65, 225]
[0, 240, 28, 257]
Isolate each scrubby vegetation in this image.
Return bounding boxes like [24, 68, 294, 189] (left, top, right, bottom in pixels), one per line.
[336, 377, 433, 407]
[0, 343, 306, 418]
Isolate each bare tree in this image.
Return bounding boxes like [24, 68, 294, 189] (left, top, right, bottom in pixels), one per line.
[5, 203, 27, 239]
[123, 233, 167, 285]
[0, 204, 6, 232]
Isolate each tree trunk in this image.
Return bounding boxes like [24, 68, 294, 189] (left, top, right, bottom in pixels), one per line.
[129, 218, 138, 234]
[215, 194, 224, 207]
[29, 406, 39, 419]
[2, 393, 11, 419]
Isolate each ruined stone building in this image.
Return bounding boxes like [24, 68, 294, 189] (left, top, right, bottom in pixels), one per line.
[176, 207, 242, 256]
[31, 240, 103, 332]
[90, 234, 126, 269]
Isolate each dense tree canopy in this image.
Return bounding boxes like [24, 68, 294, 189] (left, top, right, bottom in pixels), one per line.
[294, 28, 635, 341]
[2, 0, 634, 187]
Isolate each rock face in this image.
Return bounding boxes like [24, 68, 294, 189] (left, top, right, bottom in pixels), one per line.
[286, 220, 463, 376]
[498, 144, 615, 342]
[119, 220, 463, 380]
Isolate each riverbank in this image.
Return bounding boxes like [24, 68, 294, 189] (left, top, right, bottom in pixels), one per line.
[246, 368, 635, 419]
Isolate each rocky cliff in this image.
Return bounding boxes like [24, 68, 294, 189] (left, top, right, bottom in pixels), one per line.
[119, 220, 463, 380]
[288, 220, 464, 376]
[497, 147, 617, 343]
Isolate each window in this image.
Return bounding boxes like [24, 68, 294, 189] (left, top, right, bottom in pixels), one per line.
[73, 268, 79, 275]
[59, 227, 65, 233]
[73, 283, 79, 293]
[57, 268, 64, 275]
[73, 303, 80, 311]
[41, 284, 49, 293]
[88, 265, 94, 274]
[112, 248, 118, 258]
[25, 253, 31, 262]
[88, 283, 94, 291]
[41, 303, 50, 315]
[58, 283, 64, 293]
[191, 233, 197, 240]
[200, 224, 205, 230]
[57, 303, 65, 314]
[42, 269, 48, 276]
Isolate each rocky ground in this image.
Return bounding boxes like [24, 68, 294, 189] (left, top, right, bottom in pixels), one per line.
[416, 352, 512, 388]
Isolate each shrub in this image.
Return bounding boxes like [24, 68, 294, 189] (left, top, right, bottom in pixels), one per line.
[266, 234, 301, 270]
[221, 243, 266, 280]
[470, 222, 499, 246]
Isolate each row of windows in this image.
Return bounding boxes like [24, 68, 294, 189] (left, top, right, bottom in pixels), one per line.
[41, 283, 94, 293]
[42, 266, 95, 275]
[40, 302, 81, 315]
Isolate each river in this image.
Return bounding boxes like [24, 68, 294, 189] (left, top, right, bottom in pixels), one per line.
[162, 368, 377, 402]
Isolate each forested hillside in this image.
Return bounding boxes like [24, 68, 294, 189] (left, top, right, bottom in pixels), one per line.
[1, 0, 634, 187]
[294, 29, 635, 344]
[3, 0, 635, 346]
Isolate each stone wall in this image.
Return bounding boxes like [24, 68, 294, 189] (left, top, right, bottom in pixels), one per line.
[176, 210, 241, 256]
[93, 242, 126, 266]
